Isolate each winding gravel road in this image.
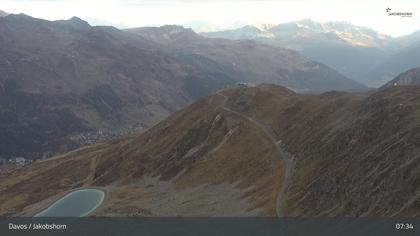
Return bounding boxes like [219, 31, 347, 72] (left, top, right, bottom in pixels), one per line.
[217, 92, 295, 217]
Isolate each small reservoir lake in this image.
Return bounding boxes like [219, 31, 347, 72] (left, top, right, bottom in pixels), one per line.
[35, 188, 105, 217]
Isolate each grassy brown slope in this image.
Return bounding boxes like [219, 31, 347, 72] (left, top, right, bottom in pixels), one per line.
[0, 145, 103, 215]
[224, 85, 420, 216]
[1, 85, 420, 217]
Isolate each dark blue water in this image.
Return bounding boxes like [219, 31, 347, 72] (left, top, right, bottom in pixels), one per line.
[35, 189, 105, 217]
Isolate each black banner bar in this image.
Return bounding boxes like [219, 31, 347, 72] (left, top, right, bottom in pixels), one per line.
[1, 217, 419, 236]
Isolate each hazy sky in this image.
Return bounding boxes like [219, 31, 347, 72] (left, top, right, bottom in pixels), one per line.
[0, 0, 419, 36]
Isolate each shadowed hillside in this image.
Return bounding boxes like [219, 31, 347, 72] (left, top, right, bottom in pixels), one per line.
[0, 14, 363, 160]
[0, 14, 233, 159]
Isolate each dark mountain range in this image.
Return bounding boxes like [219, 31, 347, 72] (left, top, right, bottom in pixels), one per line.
[1, 84, 419, 217]
[381, 67, 420, 89]
[203, 19, 420, 87]
[0, 14, 363, 160]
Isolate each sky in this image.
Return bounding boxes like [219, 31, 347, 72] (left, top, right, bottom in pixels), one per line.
[0, 0, 419, 36]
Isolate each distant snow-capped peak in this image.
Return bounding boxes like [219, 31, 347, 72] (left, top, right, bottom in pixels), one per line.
[251, 22, 276, 32]
[246, 19, 391, 47]
[0, 10, 9, 17]
[291, 20, 392, 46]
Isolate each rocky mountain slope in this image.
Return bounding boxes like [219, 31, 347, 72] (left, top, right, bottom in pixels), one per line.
[1, 84, 419, 217]
[0, 14, 364, 160]
[381, 67, 420, 89]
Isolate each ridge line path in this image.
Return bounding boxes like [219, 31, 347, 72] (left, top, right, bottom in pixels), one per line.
[217, 92, 295, 217]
